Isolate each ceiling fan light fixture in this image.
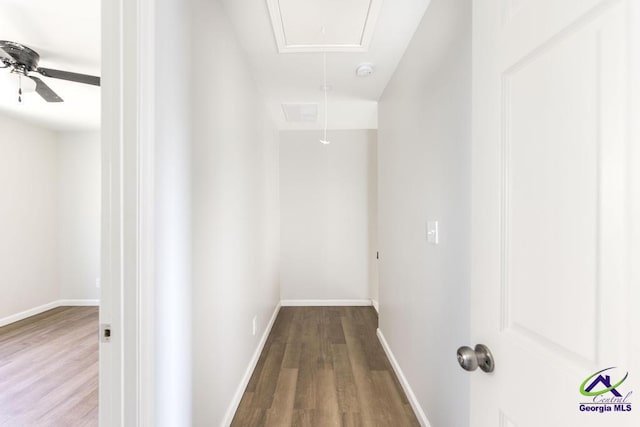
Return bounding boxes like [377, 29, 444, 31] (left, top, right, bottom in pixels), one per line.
[12, 73, 36, 93]
[0, 72, 35, 103]
[0, 40, 101, 103]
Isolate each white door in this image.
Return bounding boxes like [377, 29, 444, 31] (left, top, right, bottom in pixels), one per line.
[471, 0, 640, 425]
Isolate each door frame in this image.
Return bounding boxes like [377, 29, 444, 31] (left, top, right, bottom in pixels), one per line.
[100, 0, 155, 424]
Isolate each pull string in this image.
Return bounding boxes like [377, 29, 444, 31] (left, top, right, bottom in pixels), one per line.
[319, 25, 330, 144]
[323, 51, 328, 143]
[18, 74, 23, 103]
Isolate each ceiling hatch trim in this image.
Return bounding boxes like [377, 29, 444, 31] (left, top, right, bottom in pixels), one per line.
[266, 0, 383, 53]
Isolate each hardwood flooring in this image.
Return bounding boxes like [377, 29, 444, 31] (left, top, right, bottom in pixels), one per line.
[232, 306, 420, 427]
[0, 306, 99, 427]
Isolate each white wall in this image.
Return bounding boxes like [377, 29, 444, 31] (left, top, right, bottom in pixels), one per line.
[368, 135, 379, 305]
[57, 131, 101, 301]
[0, 116, 100, 323]
[279, 130, 377, 302]
[0, 115, 59, 320]
[190, 0, 280, 424]
[153, 0, 193, 424]
[377, 0, 471, 425]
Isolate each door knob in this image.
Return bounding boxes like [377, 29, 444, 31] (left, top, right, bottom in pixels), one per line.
[456, 344, 495, 373]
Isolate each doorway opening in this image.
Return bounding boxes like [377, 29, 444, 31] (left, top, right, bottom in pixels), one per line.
[0, 1, 101, 424]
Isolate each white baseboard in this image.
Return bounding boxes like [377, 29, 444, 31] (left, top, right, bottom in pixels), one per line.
[222, 301, 281, 427]
[0, 301, 60, 328]
[0, 299, 100, 328]
[280, 299, 372, 307]
[58, 299, 100, 306]
[377, 328, 431, 427]
[371, 299, 379, 313]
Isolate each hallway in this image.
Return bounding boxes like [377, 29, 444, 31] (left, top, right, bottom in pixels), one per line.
[232, 307, 419, 426]
[98, 0, 640, 424]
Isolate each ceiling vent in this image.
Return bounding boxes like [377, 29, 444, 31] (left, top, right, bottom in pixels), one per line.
[266, 0, 382, 53]
[282, 103, 319, 122]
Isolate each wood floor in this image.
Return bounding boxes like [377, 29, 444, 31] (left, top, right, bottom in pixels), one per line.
[232, 306, 420, 427]
[0, 306, 99, 427]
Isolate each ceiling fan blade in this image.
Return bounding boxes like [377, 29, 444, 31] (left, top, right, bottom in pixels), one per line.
[37, 67, 100, 86]
[28, 75, 64, 102]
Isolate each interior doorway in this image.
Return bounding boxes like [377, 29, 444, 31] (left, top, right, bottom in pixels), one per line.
[0, 1, 102, 424]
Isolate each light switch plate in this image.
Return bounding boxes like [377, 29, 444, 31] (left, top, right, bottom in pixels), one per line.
[427, 221, 439, 244]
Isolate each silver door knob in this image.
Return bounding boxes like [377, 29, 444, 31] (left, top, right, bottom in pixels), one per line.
[456, 344, 495, 373]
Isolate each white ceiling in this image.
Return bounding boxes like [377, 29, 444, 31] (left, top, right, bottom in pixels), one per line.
[220, 0, 432, 130]
[0, 0, 428, 132]
[0, 0, 100, 131]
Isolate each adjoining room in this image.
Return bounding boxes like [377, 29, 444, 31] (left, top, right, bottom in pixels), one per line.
[0, 1, 101, 424]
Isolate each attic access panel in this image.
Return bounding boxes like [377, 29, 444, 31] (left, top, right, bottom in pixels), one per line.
[266, 0, 382, 53]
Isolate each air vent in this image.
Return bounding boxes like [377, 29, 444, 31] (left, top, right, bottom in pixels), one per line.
[282, 103, 319, 122]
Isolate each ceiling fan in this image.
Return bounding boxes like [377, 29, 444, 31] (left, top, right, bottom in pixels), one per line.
[0, 40, 100, 103]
